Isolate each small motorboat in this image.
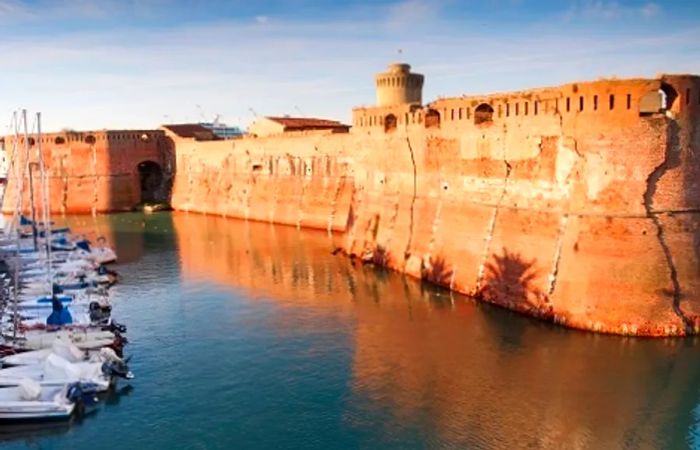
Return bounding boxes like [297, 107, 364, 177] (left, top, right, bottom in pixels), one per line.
[0, 378, 98, 421]
[1, 340, 86, 367]
[0, 349, 133, 392]
[7, 327, 122, 352]
[0, 354, 111, 391]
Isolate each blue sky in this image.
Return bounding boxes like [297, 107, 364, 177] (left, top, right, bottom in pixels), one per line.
[0, 0, 699, 131]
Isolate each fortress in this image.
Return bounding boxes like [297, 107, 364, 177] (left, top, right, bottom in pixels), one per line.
[2, 63, 700, 336]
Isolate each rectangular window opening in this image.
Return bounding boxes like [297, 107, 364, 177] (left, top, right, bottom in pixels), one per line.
[566, 97, 570, 112]
[579, 96, 584, 112]
[524, 102, 529, 115]
[626, 94, 631, 110]
[593, 95, 598, 111]
[534, 101, 539, 115]
[515, 102, 519, 116]
[609, 94, 615, 110]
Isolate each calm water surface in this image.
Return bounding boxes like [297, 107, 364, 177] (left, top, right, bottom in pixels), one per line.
[2, 212, 699, 450]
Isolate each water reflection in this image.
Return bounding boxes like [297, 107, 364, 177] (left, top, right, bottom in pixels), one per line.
[167, 212, 700, 449]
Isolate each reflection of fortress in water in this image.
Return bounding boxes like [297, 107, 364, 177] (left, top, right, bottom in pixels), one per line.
[168, 212, 699, 449]
[3, 63, 700, 336]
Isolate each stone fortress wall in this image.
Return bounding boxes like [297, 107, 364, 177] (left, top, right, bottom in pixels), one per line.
[1, 129, 174, 215]
[3, 63, 699, 336]
[170, 64, 700, 336]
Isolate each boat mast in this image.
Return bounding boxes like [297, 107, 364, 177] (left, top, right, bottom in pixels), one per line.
[10, 112, 24, 343]
[22, 110, 38, 250]
[36, 112, 53, 296]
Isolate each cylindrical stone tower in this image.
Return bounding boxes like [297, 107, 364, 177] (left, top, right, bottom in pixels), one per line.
[375, 63, 424, 107]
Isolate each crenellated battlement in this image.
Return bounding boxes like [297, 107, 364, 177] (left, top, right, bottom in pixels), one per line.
[352, 74, 700, 135]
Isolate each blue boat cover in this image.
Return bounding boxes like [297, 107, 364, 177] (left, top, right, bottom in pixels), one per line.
[47, 296, 73, 326]
[75, 240, 91, 252]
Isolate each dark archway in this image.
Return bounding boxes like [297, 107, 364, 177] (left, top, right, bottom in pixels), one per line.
[138, 160, 164, 203]
[474, 103, 494, 125]
[425, 109, 440, 129]
[384, 114, 397, 133]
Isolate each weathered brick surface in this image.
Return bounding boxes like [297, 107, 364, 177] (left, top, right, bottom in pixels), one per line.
[167, 75, 700, 336]
[4, 74, 699, 336]
[2, 130, 173, 215]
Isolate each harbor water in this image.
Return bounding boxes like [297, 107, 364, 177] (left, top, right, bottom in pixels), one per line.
[2, 211, 699, 449]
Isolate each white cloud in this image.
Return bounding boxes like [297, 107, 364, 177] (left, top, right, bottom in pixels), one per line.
[0, 0, 32, 20]
[0, 1, 695, 132]
[564, 0, 663, 22]
[640, 2, 661, 18]
[255, 15, 269, 24]
[385, 0, 443, 30]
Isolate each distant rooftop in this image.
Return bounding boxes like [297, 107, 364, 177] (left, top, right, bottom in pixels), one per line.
[162, 124, 220, 141]
[265, 116, 349, 132]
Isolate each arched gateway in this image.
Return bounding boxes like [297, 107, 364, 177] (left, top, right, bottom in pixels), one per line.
[137, 160, 165, 203]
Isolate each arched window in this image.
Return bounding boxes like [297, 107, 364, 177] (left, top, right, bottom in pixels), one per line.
[384, 114, 397, 133]
[639, 83, 678, 116]
[474, 103, 494, 125]
[424, 109, 440, 129]
[85, 135, 96, 144]
[54, 136, 65, 145]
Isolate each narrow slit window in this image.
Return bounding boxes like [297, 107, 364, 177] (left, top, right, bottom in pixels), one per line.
[594, 95, 598, 110]
[534, 101, 539, 115]
[524, 102, 529, 115]
[566, 97, 570, 112]
[579, 96, 584, 111]
[626, 94, 631, 109]
[515, 102, 519, 115]
[609, 94, 615, 110]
